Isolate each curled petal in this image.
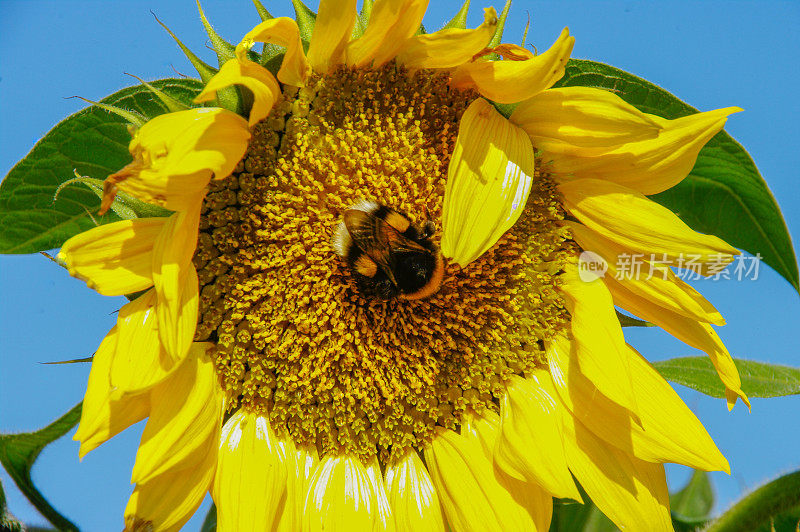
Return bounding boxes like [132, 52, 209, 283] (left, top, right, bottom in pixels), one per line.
[214, 411, 295, 531]
[540, 106, 740, 195]
[559, 178, 739, 273]
[102, 108, 250, 212]
[511, 87, 662, 148]
[238, 17, 310, 86]
[73, 327, 149, 458]
[195, 59, 281, 126]
[450, 28, 574, 104]
[385, 450, 446, 532]
[441, 98, 535, 267]
[605, 275, 749, 410]
[303, 454, 395, 531]
[59, 217, 166, 296]
[131, 343, 223, 484]
[558, 266, 639, 414]
[569, 221, 725, 325]
[346, 0, 429, 68]
[307, 0, 358, 73]
[547, 336, 730, 472]
[396, 8, 498, 69]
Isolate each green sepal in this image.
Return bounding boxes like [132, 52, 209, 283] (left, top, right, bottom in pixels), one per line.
[0, 403, 82, 531]
[197, 0, 236, 65]
[0, 479, 24, 532]
[488, 0, 512, 48]
[0, 78, 201, 254]
[670, 470, 714, 525]
[201, 504, 217, 531]
[615, 310, 653, 328]
[653, 357, 800, 399]
[442, 0, 471, 30]
[353, 0, 374, 39]
[125, 73, 190, 113]
[69, 97, 145, 128]
[152, 12, 217, 84]
[54, 174, 172, 221]
[554, 59, 799, 292]
[290, 0, 317, 48]
[252, 0, 273, 21]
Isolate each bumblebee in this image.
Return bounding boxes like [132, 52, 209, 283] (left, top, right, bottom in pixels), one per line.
[332, 199, 445, 300]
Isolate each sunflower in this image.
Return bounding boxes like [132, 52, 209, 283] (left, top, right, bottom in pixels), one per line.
[58, 1, 748, 530]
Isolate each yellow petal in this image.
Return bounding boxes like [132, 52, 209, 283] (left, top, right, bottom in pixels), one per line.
[395, 8, 497, 69]
[561, 409, 673, 531]
[547, 336, 730, 472]
[560, 178, 739, 272]
[110, 289, 177, 397]
[214, 410, 295, 531]
[605, 275, 749, 410]
[568, 221, 725, 325]
[346, 0, 429, 68]
[496, 374, 580, 500]
[124, 436, 216, 532]
[307, 0, 358, 73]
[74, 326, 150, 458]
[510, 87, 661, 148]
[276, 444, 320, 532]
[425, 413, 552, 532]
[557, 266, 639, 413]
[152, 209, 201, 363]
[238, 17, 310, 86]
[385, 450, 446, 532]
[103, 108, 250, 212]
[541, 107, 740, 195]
[195, 59, 281, 126]
[441, 98, 535, 267]
[58, 218, 166, 296]
[131, 343, 223, 484]
[303, 454, 395, 531]
[450, 28, 574, 104]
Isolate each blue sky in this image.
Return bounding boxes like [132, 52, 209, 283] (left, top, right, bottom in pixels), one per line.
[1, 1, 798, 530]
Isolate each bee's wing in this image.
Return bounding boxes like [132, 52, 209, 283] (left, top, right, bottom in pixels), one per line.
[344, 209, 426, 285]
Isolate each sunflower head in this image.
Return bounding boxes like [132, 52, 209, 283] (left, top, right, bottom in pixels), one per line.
[58, 2, 746, 530]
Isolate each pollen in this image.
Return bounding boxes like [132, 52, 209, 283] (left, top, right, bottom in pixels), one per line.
[193, 62, 574, 463]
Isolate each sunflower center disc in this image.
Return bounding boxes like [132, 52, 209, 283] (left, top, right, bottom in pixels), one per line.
[194, 63, 573, 462]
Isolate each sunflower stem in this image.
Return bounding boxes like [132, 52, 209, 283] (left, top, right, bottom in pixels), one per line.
[704, 470, 800, 532]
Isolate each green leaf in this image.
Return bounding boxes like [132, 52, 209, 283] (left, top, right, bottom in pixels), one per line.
[706, 470, 800, 532]
[0, 78, 202, 254]
[671, 471, 714, 521]
[201, 503, 217, 532]
[0, 403, 82, 531]
[554, 59, 799, 292]
[653, 357, 800, 398]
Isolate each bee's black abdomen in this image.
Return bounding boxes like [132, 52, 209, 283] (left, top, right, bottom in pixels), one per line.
[395, 251, 437, 295]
